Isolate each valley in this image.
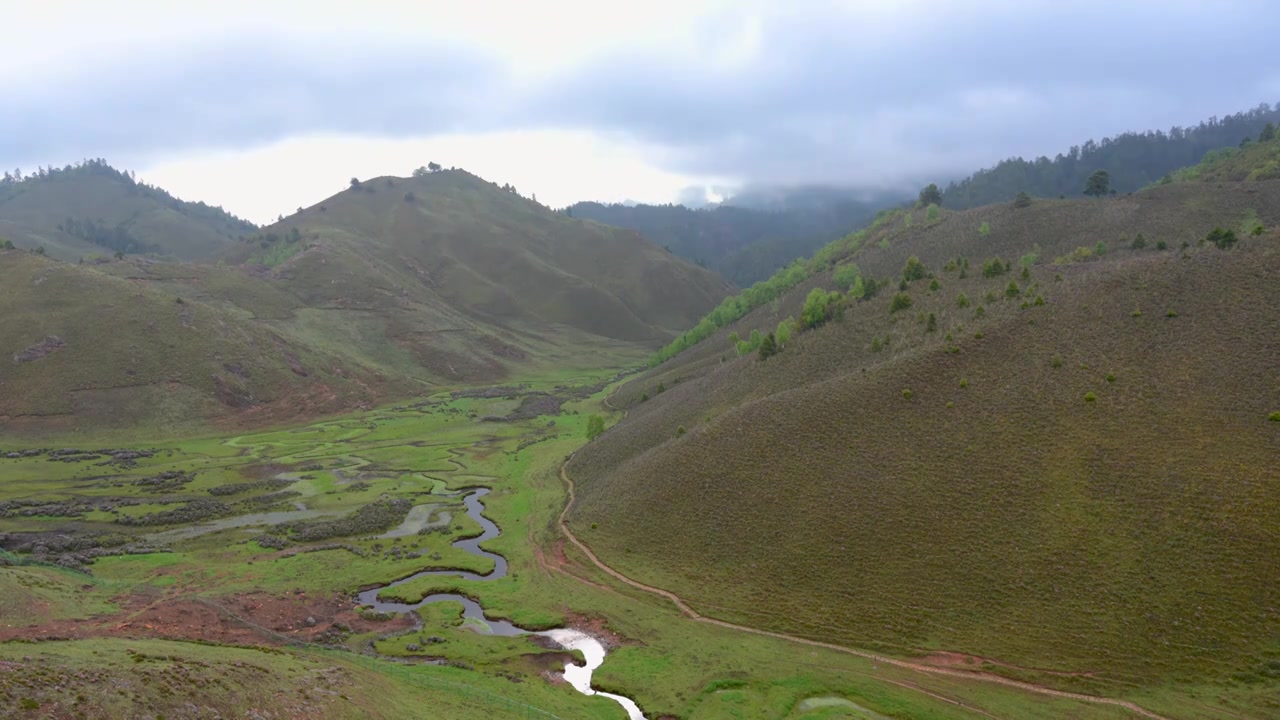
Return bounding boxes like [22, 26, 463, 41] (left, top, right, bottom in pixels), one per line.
[3, 94, 1279, 718]
[4, 372, 1229, 719]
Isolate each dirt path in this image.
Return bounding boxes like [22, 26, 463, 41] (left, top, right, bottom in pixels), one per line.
[557, 392, 1172, 720]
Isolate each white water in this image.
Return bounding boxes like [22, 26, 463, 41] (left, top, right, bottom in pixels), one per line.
[539, 628, 645, 720]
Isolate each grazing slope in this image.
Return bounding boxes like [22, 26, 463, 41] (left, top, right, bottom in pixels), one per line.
[0, 250, 398, 435]
[567, 179, 1280, 711]
[0, 160, 255, 261]
[0, 170, 728, 434]
[1165, 131, 1280, 183]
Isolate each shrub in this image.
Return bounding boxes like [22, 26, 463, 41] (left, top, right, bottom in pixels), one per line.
[871, 337, 882, 352]
[1132, 308, 1143, 317]
[1106, 373, 1116, 383]
[978, 221, 991, 236]
[1020, 250, 1040, 267]
[657, 382, 666, 393]
[956, 292, 970, 308]
[959, 378, 969, 388]
[1166, 310, 1178, 318]
[898, 279, 909, 291]
[981, 257, 1007, 278]
[641, 393, 649, 402]
[676, 425, 686, 436]
[1005, 281, 1021, 298]
[929, 278, 940, 292]
[585, 415, 605, 440]
[801, 288, 842, 329]
[1094, 241, 1107, 255]
[889, 293, 913, 313]
[1156, 240, 1168, 250]
[1020, 266, 1031, 281]
[1269, 411, 1280, 422]
[848, 275, 865, 300]
[758, 332, 778, 360]
[1084, 392, 1097, 403]
[775, 317, 796, 346]
[926, 203, 941, 222]
[879, 239, 890, 249]
[975, 305, 986, 318]
[902, 389, 913, 399]
[1033, 295, 1045, 306]
[903, 256, 927, 282]
[1053, 246, 1094, 264]
[1131, 233, 1146, 250]
[1013, 191, 1032, 208]
[926, 313, 937, 332]
[834, 263, 862, 291]
[974, 331, 984, 339]
[1206, 226, 1238, 249]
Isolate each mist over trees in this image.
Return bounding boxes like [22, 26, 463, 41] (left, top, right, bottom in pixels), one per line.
[566, 198, 886, 286]
[942, 102, 1280, 208]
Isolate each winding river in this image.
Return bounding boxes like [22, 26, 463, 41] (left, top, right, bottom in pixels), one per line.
[356, 487, 645, 719]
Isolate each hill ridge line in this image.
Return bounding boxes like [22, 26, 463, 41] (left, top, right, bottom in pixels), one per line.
[557, 399, 1171, 719]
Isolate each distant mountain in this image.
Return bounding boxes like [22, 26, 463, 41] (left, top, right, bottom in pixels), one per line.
[0, 160, 256, 261]
[942, 102, 1280, 208]
[0, 169, 730, 434]
[566, 195, 893, 286]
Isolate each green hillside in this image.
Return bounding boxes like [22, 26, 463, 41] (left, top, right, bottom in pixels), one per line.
[0, 250, 401, 436]
[566, 179, 1280, 715]
[0, 160, 255, 261]
[1164, 125, 1280, 183]
[0, 170, 729, 436]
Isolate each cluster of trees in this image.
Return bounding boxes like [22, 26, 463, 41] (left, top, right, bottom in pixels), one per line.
[58, 217, 157, 255]
[650, 209, 910, 367]
[942, 102, 1280, 207]
[0, 159, 255, 235]
[412, 162, 443, 176]
[649, 260, 809, 366]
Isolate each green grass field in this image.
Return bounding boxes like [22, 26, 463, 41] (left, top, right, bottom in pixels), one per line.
[0, 367, 1190, 719]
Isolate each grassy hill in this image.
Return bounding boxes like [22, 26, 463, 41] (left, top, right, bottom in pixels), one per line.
[0, 170, 729, 436]
[1164, 130, 1280, 184]
[566, 179, 1280, 714]
[0, 160, 255, 262]
[0, 249, 402, 436]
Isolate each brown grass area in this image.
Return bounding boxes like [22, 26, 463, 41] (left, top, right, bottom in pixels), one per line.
[569, 233, 1280, 699]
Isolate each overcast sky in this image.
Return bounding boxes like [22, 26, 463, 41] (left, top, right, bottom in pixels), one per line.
[4, 0, 1278, 223]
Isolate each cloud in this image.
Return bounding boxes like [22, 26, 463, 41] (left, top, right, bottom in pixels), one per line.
[4, 0, 1279, 202]
[532, 0, 1280, 188]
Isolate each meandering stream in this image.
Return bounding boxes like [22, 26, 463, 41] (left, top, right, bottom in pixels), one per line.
[356, 487, 644, 719]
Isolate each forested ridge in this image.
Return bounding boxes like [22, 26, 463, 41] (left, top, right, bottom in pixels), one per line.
[944, 102, 1280, 207]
